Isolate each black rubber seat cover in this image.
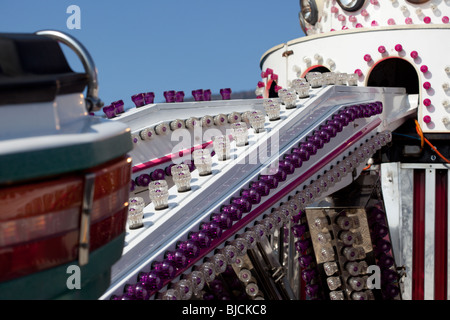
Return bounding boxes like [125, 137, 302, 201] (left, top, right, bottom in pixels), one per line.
[0, 33, 88, 106]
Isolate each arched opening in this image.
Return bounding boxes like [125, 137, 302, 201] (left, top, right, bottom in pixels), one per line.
[367, 58, 419, 94]
[307, 66, 331, 74]
[302, 65, 331, 78]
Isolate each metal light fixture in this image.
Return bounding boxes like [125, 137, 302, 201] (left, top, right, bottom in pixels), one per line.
[336, 0, 366, 12]
[299, 0, 319, 33]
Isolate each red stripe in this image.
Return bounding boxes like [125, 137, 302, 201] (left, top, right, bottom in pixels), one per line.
[0, 156, 131, 282]
[435, 170, 448, 300]
[412, 169, 425, 300]
[0, 207, 128, 282]
[300, 272, 306, 300]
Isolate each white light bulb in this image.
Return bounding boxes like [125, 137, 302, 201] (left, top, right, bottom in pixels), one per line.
[231, 122, 249, 146]
[201, 115, 214, 127]
[214, 113, 228, 126]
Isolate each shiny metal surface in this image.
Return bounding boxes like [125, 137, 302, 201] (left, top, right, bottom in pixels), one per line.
[399, 167, 414, 300]
[79, 173, 96, 266]
[35, 30, 104, 112]
[383, 163, 450, 300]
[380, 163, 402, 266]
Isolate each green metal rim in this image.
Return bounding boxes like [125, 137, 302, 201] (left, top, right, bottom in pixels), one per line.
[0, 131, 132, 185]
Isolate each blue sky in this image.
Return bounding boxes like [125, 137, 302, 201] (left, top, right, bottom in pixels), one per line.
[0, 1, 304, 107]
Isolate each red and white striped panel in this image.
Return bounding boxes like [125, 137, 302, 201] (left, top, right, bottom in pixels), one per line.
[381, 163, 449, 300]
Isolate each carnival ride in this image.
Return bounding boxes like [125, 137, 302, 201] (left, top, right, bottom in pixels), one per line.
[1, 0, 450, 300]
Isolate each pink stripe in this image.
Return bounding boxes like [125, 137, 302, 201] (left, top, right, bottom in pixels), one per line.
[132, 141, 214, 173]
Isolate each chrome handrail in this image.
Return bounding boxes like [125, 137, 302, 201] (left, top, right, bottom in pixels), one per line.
[35, 30, 104, 112]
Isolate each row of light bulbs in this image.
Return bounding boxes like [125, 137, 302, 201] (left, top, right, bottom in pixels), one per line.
[154, 131, 392, 300]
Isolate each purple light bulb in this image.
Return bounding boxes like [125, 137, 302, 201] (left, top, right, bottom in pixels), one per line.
[342, 108, 356, 122]
[203, 89, 212, 101]
[275, 166, 287, 182]
[302, 269, 316, 283]
[124, 283, 148, 300]
[383, 284, 400, 299]
[382, 269, 398, 284]
[131, 93, 145, 107]
[152, 260, 176, 280]
[192, 89, 204, 101]
[374, 223, 389, 239]
[298, 255, 314, 268]
[175, 91, 185, 102]
[377, 253, 395, 269]
[211, 212, 232, 230]
[352, 104, 365, 118]
[200, 221, 223, 239]
[177, 240, 200, 260]
[284, 153, 303, 168]
[259, 175, 279, 189]
[144, 92, 155, 104]
[309, 134, 324, 149]
[250, 180, 270, 196]
[165, 164, 175, 176]
[328, 119, 343, 132]
[112, 100, 125, 114]
[305, 284, 319, 297]
[103, 104, 116, 119]
[164, 90, 176, 103]
[220, 88, 232, 100]
[295, 239, 311, 253]
[375, 101, 383, 114]
[376, 239, 392, 254]
[301, 141, 317, 156]
[151, 168, 165, 181]
[138, 270, 163, 291]
[292, 146, 310, 161]
[221, 204, 243, 221]
[318, 130, 331, 144]
[292, 224, 307, 238]
[321, 124, 337, 138]
[334, 113, 350, 126]
[240, 188, 262, 205]
[189, 230, 212, 249]
[165, 250, 188, 269]
[232, 197, 252, 213]
[279, 159, 295, 174]
[135, 173, 151, 187]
